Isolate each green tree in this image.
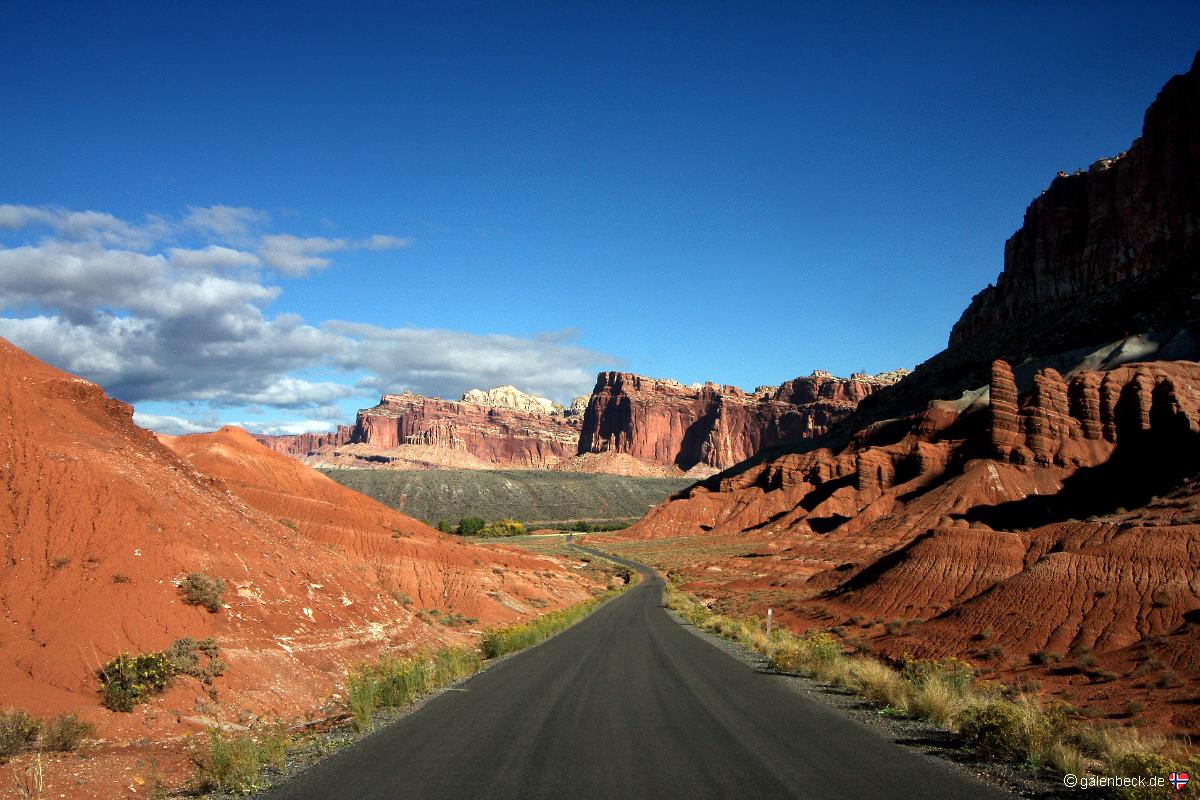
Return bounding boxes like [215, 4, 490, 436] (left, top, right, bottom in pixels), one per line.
[436, 519, 452, 533]
[457, 517, 486, 536]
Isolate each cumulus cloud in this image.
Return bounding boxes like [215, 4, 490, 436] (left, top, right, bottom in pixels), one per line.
[167, 245, 261, 270]
[0, 204, 611, 431]
[131, 412, 218, 436]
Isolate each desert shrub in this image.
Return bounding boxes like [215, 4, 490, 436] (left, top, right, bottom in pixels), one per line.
[956, 697, 1053, 764]
[39, 713, 94, 752]
[902, 657, 973, 694]
[193, 725, 287, 794]
[180, 572, 225, 612]
[432, 647, 483, 685]
[346, 673, 378, 732]
[98, 652, 174, 712]
[1155, 671, 1182, 688]
[1109, 752, 1187, 800]
[1030, 650, 1064, 665]
[166, 637, 226, 683]
[112, 573, 131, 584]
[477, 518, 528, 538]
[909, 676, 970, 729]
[883, 619, 904, 634]
[436, 520, 452, 533]
[850, 658, 910, 713]
[457, 517, 485, 536]
[278, 518, 298, 530]
[0, 709, 41, 759]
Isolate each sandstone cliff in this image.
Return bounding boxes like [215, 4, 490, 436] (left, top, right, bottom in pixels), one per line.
[577, 370, 905, 471]
[349, 391, 583, 469]
[851, 51, 1200, 427]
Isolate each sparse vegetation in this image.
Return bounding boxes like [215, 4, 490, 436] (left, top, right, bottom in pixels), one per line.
[192, 724, 288, 794]
[278, 518, 298, 530]
[99, 638, 226, 711]
[660, 581, 1198, 790]
[457, 516, 486, 536]
[179, 571, 225, 612]
[39, 713, 94, 752]
[481, 574, 634, 658]
[344, 647, 483, 732]
[0, 710, 40, 760]
[321, 468, 690, 528]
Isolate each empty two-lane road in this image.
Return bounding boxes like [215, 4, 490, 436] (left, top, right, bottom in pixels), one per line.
[267, 552, 1015, 800]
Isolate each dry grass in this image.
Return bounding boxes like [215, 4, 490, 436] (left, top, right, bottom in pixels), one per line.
[660, 582, 1196, 791]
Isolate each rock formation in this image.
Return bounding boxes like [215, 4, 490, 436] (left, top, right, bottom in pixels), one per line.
[260, 372, 898, 475]
[598, 53, 1200, 733]
[347, 391, 582, 468]
[256, 425, 355, 457]
[577, 370, 906, 471]
[849, 52, 1200, 429]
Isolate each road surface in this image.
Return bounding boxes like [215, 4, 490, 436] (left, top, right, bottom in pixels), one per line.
[267, 550, 1015, 800]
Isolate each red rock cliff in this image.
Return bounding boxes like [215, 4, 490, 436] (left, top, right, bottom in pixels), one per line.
[577, 370, 905, 471]
[256, 425, 355, 457]
[951, 52, 1200, 353]
[351, 392, 582, 468]
[853, 52, 1200, 427]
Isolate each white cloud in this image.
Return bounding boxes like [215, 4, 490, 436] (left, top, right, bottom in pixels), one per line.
[132, 412, 216, 436]
[361, 234, 411, 251]
[167, 245, 261, 270]
[183, 205, 269, 240]
[0, 204, 611, 423]
[0, 204, 167, 249]
[258, 234, 347, 275]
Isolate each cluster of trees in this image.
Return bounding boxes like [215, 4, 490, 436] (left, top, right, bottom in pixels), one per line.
[437, 517, 528, 537]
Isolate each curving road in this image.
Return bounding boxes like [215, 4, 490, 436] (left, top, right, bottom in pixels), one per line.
[267, 550, 1015, 800]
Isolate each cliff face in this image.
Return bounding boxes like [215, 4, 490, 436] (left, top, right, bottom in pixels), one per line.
[256, 425, 355, 457]
[578, 370, 905, 471]
[350, 392, 582, 468]
[852, 52, 1200, 427]
[952, 53, 1200, 353]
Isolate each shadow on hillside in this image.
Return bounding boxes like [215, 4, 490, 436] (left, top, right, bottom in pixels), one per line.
[958, 432, 1200, 532]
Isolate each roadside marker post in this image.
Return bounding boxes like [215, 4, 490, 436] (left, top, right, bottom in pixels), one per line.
[766, 608, 772, 637]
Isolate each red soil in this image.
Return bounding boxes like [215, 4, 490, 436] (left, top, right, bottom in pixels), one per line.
[0, 337, 596, 797]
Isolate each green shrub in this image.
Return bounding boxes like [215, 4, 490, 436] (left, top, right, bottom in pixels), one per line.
[180, 572, 225, 612]
[956, 697, 1053, 764]
[436, 520, 452, 533]
[98, 652, 174, 712]
[1109, 752, 1185, 800]
[166, 637, 226, 683]
[99, 639, 225, 711]
[39, 713, 94, 752]
[193, 725, 287, 794]
[0, 709, 41, 759]
[346, 673, 378, 732]
[482, 586, 625, 658]
[457, 517, 485, 536]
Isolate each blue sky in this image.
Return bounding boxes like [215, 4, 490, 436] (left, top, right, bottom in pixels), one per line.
[1, 2, 1197, 434]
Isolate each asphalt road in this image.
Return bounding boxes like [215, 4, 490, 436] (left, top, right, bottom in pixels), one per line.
[267, 550, 1015, 800]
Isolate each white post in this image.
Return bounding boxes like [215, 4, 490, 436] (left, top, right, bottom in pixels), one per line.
[766, 608, 773, 637]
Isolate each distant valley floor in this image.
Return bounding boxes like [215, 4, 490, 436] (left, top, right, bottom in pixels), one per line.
[320, 468, 695, 527]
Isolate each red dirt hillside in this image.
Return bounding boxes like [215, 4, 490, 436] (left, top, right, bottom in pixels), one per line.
[0, 336, 596, 794]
